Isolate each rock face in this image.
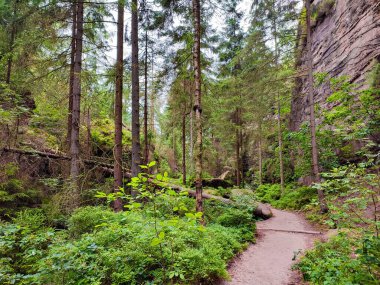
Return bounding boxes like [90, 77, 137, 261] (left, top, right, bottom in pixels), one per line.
[290, 0, 380, 131]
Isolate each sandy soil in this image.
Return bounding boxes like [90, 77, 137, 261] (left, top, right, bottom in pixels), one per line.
[219, 208, 321, 285]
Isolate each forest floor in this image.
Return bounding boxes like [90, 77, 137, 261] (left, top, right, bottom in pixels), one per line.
[219, 208, 322, 285]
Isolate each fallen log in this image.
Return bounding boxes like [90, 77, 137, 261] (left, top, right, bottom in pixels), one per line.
[190, 178, 233, 189]
[168, 183, 272, 219]
[2, 147, 272, 219]
[2, 147, 124, 170]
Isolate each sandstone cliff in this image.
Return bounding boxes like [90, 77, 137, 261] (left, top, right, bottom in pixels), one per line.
[290, 0, 380, 131]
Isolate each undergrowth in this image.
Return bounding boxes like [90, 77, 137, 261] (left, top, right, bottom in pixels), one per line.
[254, 183, 317, 210]
[0, 166, 257, 284]
[297, 232, 380, 284]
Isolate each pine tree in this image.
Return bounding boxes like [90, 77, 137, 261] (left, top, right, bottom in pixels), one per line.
[131, 0, 141, 180]
[192, 0, 203, 213]
[305, 0, 328, 213]
[114, 0, 125, 212]
[70, 0, 84, 189]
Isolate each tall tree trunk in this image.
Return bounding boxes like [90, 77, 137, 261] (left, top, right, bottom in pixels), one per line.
[238, 95, 243, 186]
[189, 81, 194, 171]
[86, 107, 91, 158]
[277, 94, 285, 194]
[258, 140, 262, 185]
[6, 0, 18, 84]
[272, 14, 285, 195]
[149, 51, 155, 135]
[235, 109, 241, 187]
[67, 0, 77, 151]
[114, 0, 124, 212]
[131, 0, 141, 180]
[192, 0, 203, 213]
[144, 29, 149, 165]
[306, 0, 328, 213]
[172, 123, 176, 160]
[182, 112, 186, 185]
[258, 120, 263, 185]
[70, 0, 84, 187]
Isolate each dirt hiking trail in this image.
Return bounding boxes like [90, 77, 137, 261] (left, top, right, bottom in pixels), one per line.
[220, 208, 322, 285]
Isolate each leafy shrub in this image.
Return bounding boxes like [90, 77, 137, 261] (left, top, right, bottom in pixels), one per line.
[254, 183, 316, 210]
[38, 209, 249, 284]
[11, 208, 46, 230]
[68, 206, 118, 237]
[297, 232, 380, 284]
[0, 222, 57, 285]
[0, 191, 255, 284]
[217, 187, 232, 198]
[91, 119, 131, 156]
[255, 184, 281, 203]
[0, 165, 257, 284]
[273, 186, 316, 210]
[0, 163, 42, 218]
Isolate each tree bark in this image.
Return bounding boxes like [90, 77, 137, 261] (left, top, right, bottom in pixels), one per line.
[305, 0, 328, 213]
[272, 12, 285, 195]
[67, 0, 77, 151]
[192, 0, 203, 213]
[5, 0, 18, 84]
[131, 0, 141, 181]
[86, 107, 91, 158]
[182, 111, 186, 185]
[114, 0, 124, 212]
[149, 51, 155, 135]
[235, 110, 241, 187]
[144, 29, 149, 165]
[277, 94, 285, 194]
[70, 0, 84, 188]
[258, 122, 263, 185]
[189, 81, 194, 171]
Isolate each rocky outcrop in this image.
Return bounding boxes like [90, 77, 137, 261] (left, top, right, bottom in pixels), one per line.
[290, 0, 380, 131]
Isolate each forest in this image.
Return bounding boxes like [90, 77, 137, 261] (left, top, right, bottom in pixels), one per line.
[0, 0, 379, 284]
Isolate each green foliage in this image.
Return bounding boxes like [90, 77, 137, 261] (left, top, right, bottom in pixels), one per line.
[311, 0, 336, 26]
[255, 183, 316, 210]
[370, 61, 380, 88]
[91, 119, 131, 156]
[11, 209, 46, 230]
[297, 232, 380, 284]
[204, 198, 256, 242]
[255, 184, 281, 203]
[0, 163, 42, 217]
[0, 221, 57, 285]
[0, 199, 253, 284]
[322, 76, 380, 143]
[0, 165, 256, 284]
[312, 163, 380, 230]
[68, 206, 117, 237]
[273, 186, 317, 210]
[38, 209, 249, 284]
